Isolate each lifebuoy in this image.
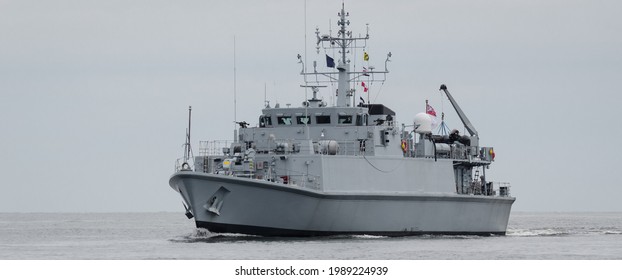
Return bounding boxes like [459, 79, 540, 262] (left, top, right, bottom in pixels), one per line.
[401, 139, 408, 153]
[181, 162, 191, 170]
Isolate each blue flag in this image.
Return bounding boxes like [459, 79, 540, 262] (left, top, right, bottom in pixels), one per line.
[326, 55, 335, 68]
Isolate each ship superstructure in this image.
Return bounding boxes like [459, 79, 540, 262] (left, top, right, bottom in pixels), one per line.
[169, 4, 514, 236]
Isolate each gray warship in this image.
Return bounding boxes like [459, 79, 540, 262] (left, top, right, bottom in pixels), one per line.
[169, 4, 515, 236]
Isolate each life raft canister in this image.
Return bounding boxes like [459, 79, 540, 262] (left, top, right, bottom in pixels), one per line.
[401, 139, 408, 153]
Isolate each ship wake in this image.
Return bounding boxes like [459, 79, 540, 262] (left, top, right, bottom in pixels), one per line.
[507, 227, 622, 237]
[170, 228, 263, 243]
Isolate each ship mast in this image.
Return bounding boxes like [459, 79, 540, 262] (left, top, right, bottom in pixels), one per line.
[300, 3, 391, 107]
[334, 3, 349, 107]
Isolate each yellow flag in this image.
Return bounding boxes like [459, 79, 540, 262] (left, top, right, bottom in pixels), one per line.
[363, 52, 369, 61]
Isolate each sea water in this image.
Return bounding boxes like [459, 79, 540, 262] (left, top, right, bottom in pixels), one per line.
[1, 212, 620, 259]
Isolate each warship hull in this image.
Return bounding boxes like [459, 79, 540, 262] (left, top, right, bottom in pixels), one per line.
[170, 172, 515, 237]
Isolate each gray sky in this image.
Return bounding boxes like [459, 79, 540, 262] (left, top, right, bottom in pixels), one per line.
[1, 0, 621, 212]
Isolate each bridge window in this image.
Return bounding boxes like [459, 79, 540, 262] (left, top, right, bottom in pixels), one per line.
[338, 115, 353, 124]
[296, 115, 310, 125]
[277, 116, 292, 125]
[260, 115, 272, 127]
[356, 114, 368, 126]
[315, 115, 331, 124]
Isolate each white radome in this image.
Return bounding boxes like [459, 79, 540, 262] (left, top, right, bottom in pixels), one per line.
[414, 112, 432, 134]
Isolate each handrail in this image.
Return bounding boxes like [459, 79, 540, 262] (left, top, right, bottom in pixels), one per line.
[496, 182, 512, 197]
[174, 158, 193, 172]
[199, 140, 233, 156]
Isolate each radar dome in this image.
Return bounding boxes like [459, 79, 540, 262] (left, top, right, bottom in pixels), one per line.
[413, 112, 432, 134]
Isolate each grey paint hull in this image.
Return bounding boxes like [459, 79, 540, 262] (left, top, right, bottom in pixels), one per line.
[170, 171, 515, 236]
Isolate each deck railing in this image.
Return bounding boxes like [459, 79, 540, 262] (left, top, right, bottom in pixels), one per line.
[496, 182, 512, 197]
[199, 140, 233, 156]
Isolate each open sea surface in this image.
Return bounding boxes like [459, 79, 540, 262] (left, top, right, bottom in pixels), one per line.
[1, 212, 621, 259]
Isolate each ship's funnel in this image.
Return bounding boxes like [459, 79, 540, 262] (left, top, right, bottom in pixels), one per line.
[414, 112, 432, 134]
